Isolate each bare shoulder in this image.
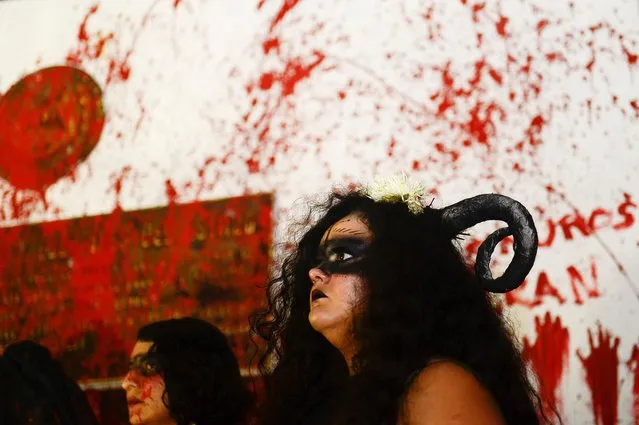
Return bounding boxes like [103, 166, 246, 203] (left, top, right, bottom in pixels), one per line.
[399, 361, 506, 425]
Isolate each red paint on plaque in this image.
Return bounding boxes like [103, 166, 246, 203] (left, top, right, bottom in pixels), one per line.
[578, 324, 621, 425]
[0, 194, 274, 383]
[522, 313, 569, 415]
[0, 66, 104, 191]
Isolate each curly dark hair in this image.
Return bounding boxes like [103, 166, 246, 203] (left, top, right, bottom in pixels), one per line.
[137, 317, 253, 425]
[0, 340, 99, 425]
[251, 192, 560, 425]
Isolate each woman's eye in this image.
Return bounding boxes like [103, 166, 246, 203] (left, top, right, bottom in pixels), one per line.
[328, 249, 353, 262]
[141, 361, 160, 376]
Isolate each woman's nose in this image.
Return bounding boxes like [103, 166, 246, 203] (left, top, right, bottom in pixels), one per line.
[121, 371, 136, 391]
[309, 267, 329, 285]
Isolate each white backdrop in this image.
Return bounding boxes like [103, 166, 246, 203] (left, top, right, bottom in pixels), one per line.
[1, 0, 638, 423]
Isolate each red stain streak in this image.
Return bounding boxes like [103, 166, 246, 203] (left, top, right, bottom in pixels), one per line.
[165, 179, 179, 204]
[536, 19, 550, 34]
[173, 0, 183, 8]
[620, 37, 637, 66]
[495, 15, 508, 38]
[65, 3, 158, 86]
[631, 100, 639, 117]
[523, 114, 545, 146]
[109, 166, 133, 210]
[627, 345, 639, 425]
[66, 5, 132, 85]
[241, 51, 325, 173]
[387, 137, 397, 157]
[256, 52, 326, 97]
[268, 0, 302, 31]
[66, 6, 113, 66]
[578, 324, 621, 425]
[262, 37, 281, 54]
[522, 313, 569, 415]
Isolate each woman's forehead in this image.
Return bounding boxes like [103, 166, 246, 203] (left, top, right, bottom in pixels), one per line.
[130, 341, 153, 358]
[321, 213, 371, 243]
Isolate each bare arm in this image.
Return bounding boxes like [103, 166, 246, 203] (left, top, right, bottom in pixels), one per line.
[399, 361, 505, 425]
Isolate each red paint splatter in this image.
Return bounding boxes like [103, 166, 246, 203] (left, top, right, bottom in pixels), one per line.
[255, 52, 325, 97]
[431, 60, 507, 150]
[627, 344, 639, 425]
[0, 186, 48, 222]
[165, 179, 179, 204]
[66, 6, 112, 66]
[536, 19, 550, 34]
[578, 324, 621, 425]
[523, 114, 546, 147]
[262, 38, 281, 54]
[620, 37, 638, 66]
[268, 0, 302, 31]
[65, 2, 159, 87]
[495, 15, 509, 38]
[241, 51, 326, 173]
[387, 137, 397, 157]
[522, 313, 569, 415]
[109, 166, 133, 210]
[66, 5, 132, 86]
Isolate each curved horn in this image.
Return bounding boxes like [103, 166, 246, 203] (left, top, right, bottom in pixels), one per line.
[440, 194, 538, 293]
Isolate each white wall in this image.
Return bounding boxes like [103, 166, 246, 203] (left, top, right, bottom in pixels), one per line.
[1, 0, 638, 423]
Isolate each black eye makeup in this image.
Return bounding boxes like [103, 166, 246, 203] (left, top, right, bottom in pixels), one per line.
[314, 237, 369, 275]
[128, 354, 162, 377]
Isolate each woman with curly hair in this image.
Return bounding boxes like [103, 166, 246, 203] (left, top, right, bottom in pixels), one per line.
[122, 317, 253, 425]
[251, 174, 561, 425]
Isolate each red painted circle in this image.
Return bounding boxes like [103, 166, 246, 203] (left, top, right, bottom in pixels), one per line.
[0, 66, 105, 190]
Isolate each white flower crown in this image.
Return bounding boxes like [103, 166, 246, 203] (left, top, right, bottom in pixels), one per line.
[357, 172, 427, 215]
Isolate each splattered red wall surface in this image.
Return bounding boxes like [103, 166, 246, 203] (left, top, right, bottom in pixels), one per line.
[0, 0, 638, 424]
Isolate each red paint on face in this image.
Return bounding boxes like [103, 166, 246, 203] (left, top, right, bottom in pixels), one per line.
[122, 342, 171, 425]
[627, 345, 639, 425]
[522, 313, 569, 416]
[577, 324, 621, 425]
